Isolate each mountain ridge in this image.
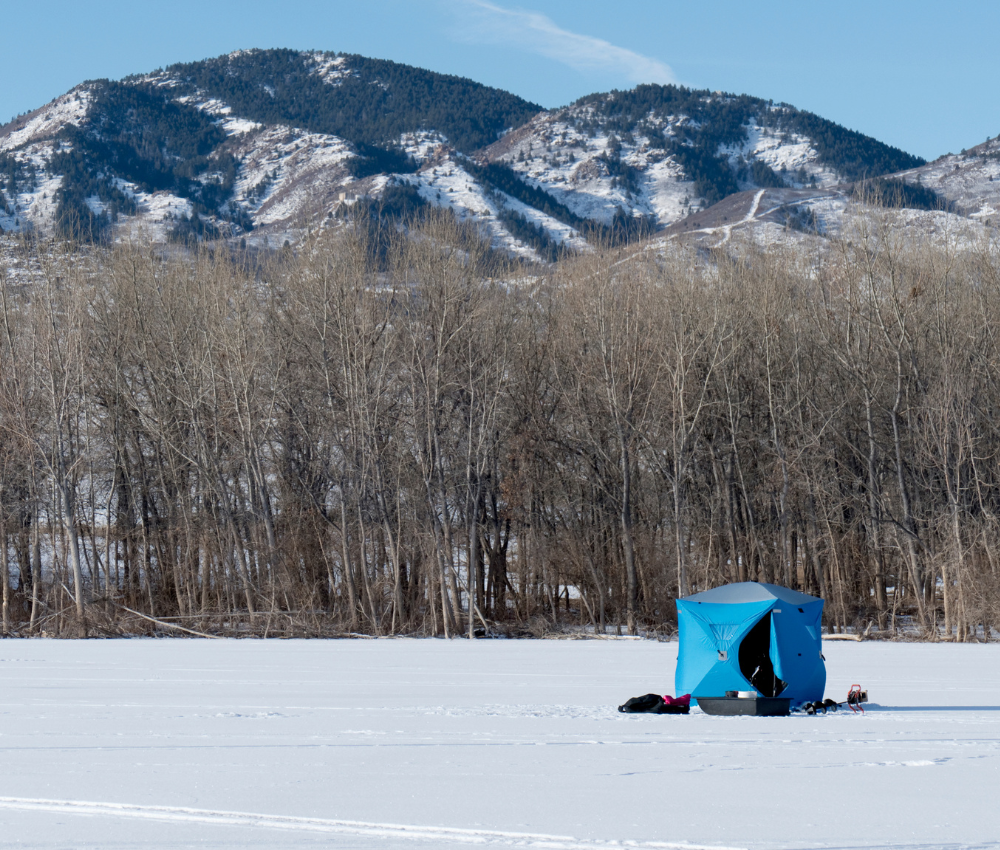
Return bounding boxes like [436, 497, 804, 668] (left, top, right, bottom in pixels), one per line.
[1, 48, 984, 259]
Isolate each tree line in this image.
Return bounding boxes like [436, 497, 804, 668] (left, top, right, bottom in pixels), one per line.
[1, 210, 999, 639]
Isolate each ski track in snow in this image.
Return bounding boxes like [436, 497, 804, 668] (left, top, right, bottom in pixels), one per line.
[0, 797, 743, 850]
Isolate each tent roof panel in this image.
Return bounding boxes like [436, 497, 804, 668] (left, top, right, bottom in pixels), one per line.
[681, 581, 821, 606]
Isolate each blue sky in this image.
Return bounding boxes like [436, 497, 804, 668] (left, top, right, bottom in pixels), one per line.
[5, 0, 998, 161]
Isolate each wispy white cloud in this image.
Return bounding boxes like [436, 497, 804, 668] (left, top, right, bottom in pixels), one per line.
[451, 0, 676, 85]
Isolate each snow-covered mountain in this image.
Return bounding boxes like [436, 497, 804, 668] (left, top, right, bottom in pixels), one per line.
[476, 87, 918, 224]
[0, 48, 985, 259]
[0, 50, 542, 249]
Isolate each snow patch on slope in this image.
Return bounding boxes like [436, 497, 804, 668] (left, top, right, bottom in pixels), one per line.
[230, 125, 354, 241]
[489, 115, 637, 225]
[311, 53, 354, 86]
[898, 139, 1000, 221]
[860, 207, 989, 250]
[120, 189, 195, 242]
[171, 93, 261, 136]
[400, 132, 451, 164]
[0, 141, 64, 235]
[402, 147, 588, 260]
[487, 110, 704, 227]
[0, 89, 91, 153]
[725, 124, 840, 189]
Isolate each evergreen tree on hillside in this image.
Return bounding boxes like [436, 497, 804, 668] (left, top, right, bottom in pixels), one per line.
[51, 81, 250, 241]
[158, 49, 542, 154]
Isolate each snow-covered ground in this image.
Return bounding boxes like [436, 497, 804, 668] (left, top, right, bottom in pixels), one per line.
[0, 639, 996, 849]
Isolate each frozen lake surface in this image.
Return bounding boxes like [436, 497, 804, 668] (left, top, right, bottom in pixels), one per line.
[0, 638, 997, 849]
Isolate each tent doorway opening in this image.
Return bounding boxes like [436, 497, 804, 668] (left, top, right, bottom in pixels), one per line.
[738, 612, 787, 697]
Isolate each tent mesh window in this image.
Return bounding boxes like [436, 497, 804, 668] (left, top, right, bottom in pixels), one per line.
[737, 613, 787, 697]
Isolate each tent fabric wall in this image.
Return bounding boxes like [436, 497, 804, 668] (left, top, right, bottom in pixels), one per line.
[675, 582, 826, 707]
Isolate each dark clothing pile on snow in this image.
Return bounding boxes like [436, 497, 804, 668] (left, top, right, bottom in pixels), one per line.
[618, 693, 691, 714]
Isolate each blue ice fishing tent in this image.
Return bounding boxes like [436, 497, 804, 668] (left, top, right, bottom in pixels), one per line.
[675, 582, 825, 707]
